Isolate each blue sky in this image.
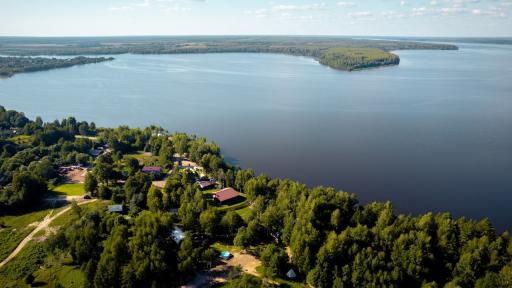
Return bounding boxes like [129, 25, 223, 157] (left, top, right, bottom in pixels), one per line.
[1, 0, 511, 37]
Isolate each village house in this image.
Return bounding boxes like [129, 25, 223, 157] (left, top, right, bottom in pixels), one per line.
[197, 178, 216, 190]
[213, 187, 240, 204]
[141, 166, 163, 177]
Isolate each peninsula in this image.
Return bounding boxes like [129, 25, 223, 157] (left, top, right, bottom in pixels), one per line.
[0, 36, 457, 71]
[0, 56, 114, 77]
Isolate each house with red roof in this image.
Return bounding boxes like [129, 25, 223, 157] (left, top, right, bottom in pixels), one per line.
[213, 187, 240, 204]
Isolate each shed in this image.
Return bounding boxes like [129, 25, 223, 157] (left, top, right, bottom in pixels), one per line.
[108, 204, 124, 213]
[197, 179, 216, 190]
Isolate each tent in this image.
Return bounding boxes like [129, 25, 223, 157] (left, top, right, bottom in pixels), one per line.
[219, 251, 232, 260]
[287, 269, 297, 279]
[171, 226, 185, 244]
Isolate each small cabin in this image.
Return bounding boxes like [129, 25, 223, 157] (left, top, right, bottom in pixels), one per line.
[197, 179, 216, 190]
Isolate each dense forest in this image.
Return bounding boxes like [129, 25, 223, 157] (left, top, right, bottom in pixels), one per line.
[0, 56, 114, 77]
[0, 105, 511, 288]
[319, 48, 400, 71]
[0, 36, 457, 71]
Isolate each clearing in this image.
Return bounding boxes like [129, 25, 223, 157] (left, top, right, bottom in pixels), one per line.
[0, 199, 97, 268]
[52, 183, 85, 196]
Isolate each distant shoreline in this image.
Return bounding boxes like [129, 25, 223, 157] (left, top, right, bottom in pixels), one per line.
[0, 36, 457, 72]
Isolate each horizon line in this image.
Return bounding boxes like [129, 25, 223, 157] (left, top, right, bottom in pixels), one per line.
[1, 34, 512, 39]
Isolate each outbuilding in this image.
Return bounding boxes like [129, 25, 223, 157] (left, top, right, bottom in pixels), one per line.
[108, 204, 124, 213]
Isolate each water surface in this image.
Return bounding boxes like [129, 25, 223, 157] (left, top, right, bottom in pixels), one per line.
[1, 43, 511, 229]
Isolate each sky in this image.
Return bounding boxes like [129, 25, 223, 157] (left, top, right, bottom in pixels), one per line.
[1, 0, 511, 37]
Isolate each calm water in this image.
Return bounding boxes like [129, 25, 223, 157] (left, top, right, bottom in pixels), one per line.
[1, 43, 511, 230]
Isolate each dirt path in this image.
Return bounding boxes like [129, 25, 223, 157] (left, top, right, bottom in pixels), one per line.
[184, 251, 262, 287]
[0, 199, 97, 268]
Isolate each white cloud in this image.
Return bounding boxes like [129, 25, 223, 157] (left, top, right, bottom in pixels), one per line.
[348, 11, 375, 20]
[109, 0, 193, 13]
[337, 2, 356, 8]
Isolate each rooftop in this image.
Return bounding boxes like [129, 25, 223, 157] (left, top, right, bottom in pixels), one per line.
[142, 166, 162, 172]
[198, 180, 216, 189]
[108, 204, 124, 213]
[213, 187, 239, 202]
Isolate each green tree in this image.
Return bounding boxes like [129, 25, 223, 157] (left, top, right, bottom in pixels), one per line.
[260, 244, 289, 278]
[147, 186, 164, 212]
[84, 173, 98, 196]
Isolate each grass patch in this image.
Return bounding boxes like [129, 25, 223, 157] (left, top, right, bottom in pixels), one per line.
[8, 135, 33, 144]
[33, 261, 84, 288]
[0, 207, 54, 261]
[124, 151, 159, 166]
[0, 241, 46, 287]
[52, 183, 85, 196]
[218, 196, 249, 212]
[235, 207, 252, 222]
[211, 243, 241, 253]
[50, 200, 108, 229]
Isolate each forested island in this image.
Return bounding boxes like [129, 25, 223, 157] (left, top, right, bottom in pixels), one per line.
[0, 56, 114, 77]
[0, 105, 511, 288]
[319, 48, 400, 71]
[0, 36, 457, 71]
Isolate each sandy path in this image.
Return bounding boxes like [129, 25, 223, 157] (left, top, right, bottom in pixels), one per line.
[0, 199, 97, 268]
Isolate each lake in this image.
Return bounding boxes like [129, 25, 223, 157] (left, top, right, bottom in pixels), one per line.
[1, 43, 511, 230]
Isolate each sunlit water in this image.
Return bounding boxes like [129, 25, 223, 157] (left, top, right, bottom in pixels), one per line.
[1, 43, 511, 230]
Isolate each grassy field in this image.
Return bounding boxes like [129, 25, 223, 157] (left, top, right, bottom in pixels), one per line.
[0, 241, 84, 288]
[0, 242, 46, 287]
[52, 183, 85, 196]
[235, 207, 252, 222]
[124, 151, 159, 166]
[0, 201, 105, 287]
[32, 258, 85, 288]
[0, 207, 55, 261]
[50, 200, 109, 229]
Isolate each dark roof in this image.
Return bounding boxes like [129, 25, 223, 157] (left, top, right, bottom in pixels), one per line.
[108, 204, 124, 212]
[213, 187, 239, 202]
[142, 166, 162, 172]
[198, 180, 216, 189]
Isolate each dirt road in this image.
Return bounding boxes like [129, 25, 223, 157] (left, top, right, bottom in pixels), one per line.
[0, 199, 97, 268]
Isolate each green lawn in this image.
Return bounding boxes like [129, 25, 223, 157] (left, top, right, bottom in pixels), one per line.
[218, 196, 249, 212]
[235, 207, 252, 222]
[124, 151, 159, 166]
[33, 260, 85, 288]
[52, 183, 85, 196]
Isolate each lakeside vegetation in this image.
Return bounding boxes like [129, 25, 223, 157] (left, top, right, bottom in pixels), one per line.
[0, 56, 114, 77]
[0, 36, 457, 72]
[1, 105, 511, 287]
